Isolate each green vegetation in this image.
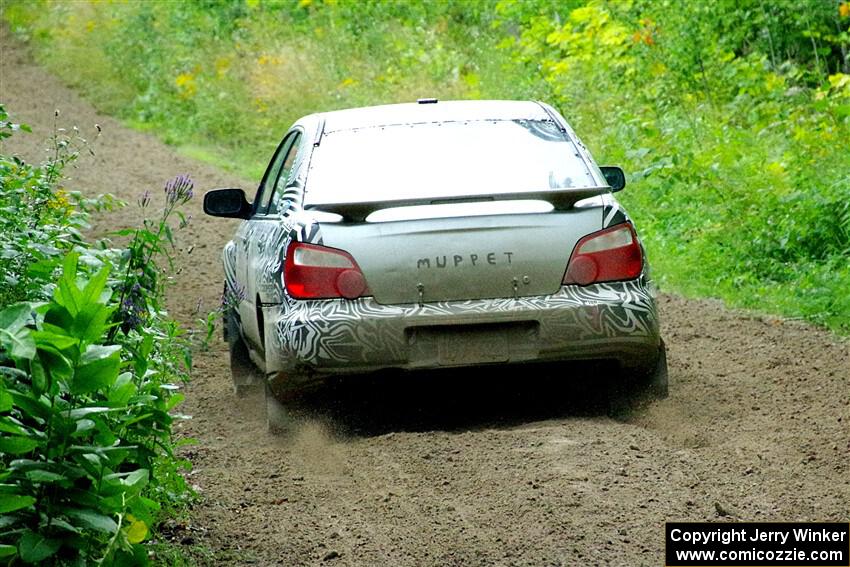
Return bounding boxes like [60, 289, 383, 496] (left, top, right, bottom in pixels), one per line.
[3, 0, 849, 332]
[0, 107, 194, 564]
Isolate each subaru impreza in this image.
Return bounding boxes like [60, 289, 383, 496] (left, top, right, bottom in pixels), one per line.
[203, 99, 667, 432]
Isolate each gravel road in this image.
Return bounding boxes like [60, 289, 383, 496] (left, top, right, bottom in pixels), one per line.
[2, 27, 848, 566]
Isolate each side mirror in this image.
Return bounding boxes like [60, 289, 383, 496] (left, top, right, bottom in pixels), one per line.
[203, 188, 252, 219]
[600, 166, 626, 192]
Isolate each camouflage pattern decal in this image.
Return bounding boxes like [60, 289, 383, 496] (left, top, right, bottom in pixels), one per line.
[266, 277, 658, 374]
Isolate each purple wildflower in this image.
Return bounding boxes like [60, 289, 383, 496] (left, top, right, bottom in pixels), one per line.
[119, 297, 143, 334]
[164, 173, 194, 205]
[138, 189, 151, 208]
[221, 281, 247, 309]
[118, 282, 146, 334]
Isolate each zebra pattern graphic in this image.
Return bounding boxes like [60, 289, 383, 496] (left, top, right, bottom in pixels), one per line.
[265, 276, 658, 374]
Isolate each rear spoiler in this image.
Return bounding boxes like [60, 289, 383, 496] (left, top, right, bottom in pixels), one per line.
[304, 187, 611, 222]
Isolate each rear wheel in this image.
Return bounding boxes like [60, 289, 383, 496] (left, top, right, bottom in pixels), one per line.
[225, 308, 262, 396]
[645, 339, 669, 399]
[608, 340, 668, 416]
[265, 381, 303, 435]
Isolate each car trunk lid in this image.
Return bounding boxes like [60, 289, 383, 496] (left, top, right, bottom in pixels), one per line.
[316, 207, 601, 305]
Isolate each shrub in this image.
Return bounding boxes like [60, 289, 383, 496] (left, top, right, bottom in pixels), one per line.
[0, 109, 193, 564]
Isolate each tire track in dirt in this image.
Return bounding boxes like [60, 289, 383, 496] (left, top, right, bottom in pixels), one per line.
[2, 27, 848, 566]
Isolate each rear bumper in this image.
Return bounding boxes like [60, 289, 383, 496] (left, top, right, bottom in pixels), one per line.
[265, 277, 660, 390]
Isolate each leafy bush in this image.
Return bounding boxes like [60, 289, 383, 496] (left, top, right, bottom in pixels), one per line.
[497, 0, 850, 331]
[0, 107, 115, 308]
[0, 110, 193, 564]
[1, 258, 153, 564]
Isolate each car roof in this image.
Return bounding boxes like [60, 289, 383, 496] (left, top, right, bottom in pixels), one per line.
[317, 100, 552, 133]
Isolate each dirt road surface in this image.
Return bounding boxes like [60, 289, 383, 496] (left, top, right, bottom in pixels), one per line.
[2, 28, 848, 566]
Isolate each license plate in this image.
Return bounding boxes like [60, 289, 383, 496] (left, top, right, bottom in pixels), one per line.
[437, 328, 509, 365]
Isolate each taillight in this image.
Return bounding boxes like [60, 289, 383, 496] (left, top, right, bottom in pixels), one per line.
[284, 241, 369, 299]
[563, 223, 643, 286]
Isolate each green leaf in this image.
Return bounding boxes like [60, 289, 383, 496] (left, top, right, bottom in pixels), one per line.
[108, 372, 136, 406]
[0, 388, 11, 412]
[138, 495, 160, 513]
[8, 458, 45, 471]
[9, 391, 50, 421]
[43, 304, 73, 334]
[46, 517, 80, 534]
[67, 406, 112, 419]
[26, 258, 55, 279]
[0, 303, 31, 332]
[119, 412, 153, 428]
[18, 530, 60, 563]
[80, 265, 110, 306]
[0, 418, 26, 435]
[0, 493, 35, 514]
[37, 347, 73, 384]
[165, 392, 185, 412]
[25, 469, 66, 483]
[0, 544, 16, 558]
[0, 366, 27, 380]
[54, 254, 82, 317]
[66, 487, 101, 509]
[0, 327, 36, 360]
[0, 436, 39, 455]
[72, 453, 104, 479]
[71, 344, 121, 394]
[0, 304, 36, 361]
[123, 469, 149, 491]
[63, 507, 118, 534]
[71, 303, 116, 343]
[71, 302, 115, 344]
[73, 418, 95, 435]
[30, 357, 48, 396]
[31, 330, 79, 351]
[0, 514, 22, 529]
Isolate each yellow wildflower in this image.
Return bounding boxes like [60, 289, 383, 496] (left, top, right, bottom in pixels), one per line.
[175, 72, 197, 98]
[214, 57, 231, 78]
[126, 515, 148, 544]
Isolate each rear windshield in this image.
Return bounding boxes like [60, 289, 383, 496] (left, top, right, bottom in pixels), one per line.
[304, 119, 596, 205]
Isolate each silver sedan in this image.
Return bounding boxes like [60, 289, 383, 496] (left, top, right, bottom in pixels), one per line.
[204, 99, 667, 432]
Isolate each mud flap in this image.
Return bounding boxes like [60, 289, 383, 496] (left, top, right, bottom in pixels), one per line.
[226, 309, 263, 396]
[608, 339, 668, 416]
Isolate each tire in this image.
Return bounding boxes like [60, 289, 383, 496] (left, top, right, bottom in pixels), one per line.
[645, 339, 669, 400]
[225, 308, 262, 397]
[608, 339, 669, 416]
[265, 381, 300, 436]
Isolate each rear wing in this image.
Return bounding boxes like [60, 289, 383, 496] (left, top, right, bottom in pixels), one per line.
[304, 186, 611, 222]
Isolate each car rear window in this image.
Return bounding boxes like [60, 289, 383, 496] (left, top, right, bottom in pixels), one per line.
[304, 119, 596, 205]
